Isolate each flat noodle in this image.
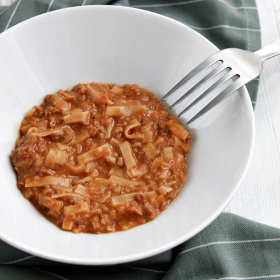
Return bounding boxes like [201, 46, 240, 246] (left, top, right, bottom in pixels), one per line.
[110, 85, 124, 94]
[64, 202, 89, 216]
[109, 175, 143, 187]
[28, 128, 63, 137]
[118, 141, 136, 170]
[104, 118, 115, 139]
[65, 162, 86, 175]
[74, 184, 90, 198]
[38, 194, 63, 211]
[163, 147, 174, 161]
[51, 193, 86, 200]
[51, 95, 70, 110]
[72, 129, 90, 144]
[142, 142, 159, 159]
[63, 111, 89, 125]
[87, 85, 111, 105]
[112, 192, 140, 205]
[106, 106, 146, 117]
[25, 176, 71, 187]
[166, 119, 189, 141]
[109, 167, 125, 177]
[142, 123, 155, 143]
[78, 143, 111, 164]
[45, 149, 67, 168]
[77, 173, 98, 184]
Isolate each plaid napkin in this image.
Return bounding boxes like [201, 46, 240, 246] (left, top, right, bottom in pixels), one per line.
[0, 1, 269, 279]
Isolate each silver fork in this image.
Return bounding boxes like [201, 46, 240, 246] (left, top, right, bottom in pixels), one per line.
[162, 39, 280, 125]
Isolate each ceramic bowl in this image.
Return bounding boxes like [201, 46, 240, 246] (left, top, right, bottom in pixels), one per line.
[0, 6, 254, 265]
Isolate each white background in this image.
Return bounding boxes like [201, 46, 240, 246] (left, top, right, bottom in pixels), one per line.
[224, 0, 280, 228]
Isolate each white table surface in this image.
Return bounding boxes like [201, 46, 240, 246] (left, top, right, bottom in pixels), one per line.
[1, 0, 280, 228]
[224, 0, 280, 228]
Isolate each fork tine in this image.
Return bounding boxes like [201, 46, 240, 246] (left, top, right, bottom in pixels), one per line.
[169, 63, 229, 109]
[178, 70, 235, 118]
[186, 78, 243, 125]
[161, 53, 220, 101]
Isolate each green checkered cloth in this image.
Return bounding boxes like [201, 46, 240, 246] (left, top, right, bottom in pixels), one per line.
[0, 1, 270, 279]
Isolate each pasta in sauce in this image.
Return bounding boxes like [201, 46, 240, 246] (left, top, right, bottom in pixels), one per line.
[11, 82, 190, 233]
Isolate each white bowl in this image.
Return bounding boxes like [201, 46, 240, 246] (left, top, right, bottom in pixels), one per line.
[0, 6, 254, 265]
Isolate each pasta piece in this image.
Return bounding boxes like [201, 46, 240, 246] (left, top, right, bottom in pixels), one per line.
[158, 186, 173, 195]
[127, 164, 148, 178]
[173, 135, 183, 149]
[112, 192, 141, 205]
[77, 173, 98, 184]
[174, 152, 185, 164]
[73, 129, 90, 144]
[34, 120, 48, 128]
[124, 119, 143, 140]
[51, 193, 86, 200]
[110, 85, 124, 94]
[155, 195, 164, 207]
[28, 127, 63, 137]
[105, 106, 146, 117]
[158, 169, 170, 179]
[109, 167, 125, 177]
[154, 136, 164, 145]
[62, 219, 73, 230]
[63, 111, 89, 125]
[45, 149, 67, 169]
[166, 119, 189, 141]
[94, 193, 111, 203]
[174, 136, 191, 155]
[22, 120, 48, 134]
[118, 141, 136, 170]
[51, 94, 70, 110]
[163, 147, 174, 161]
[38, 194, 63, 212]
[64, 202, 89, 216]
[20, 124, 32, 134]
[87, 85, 111, 105]
[145, 191, 156, 203]
[78, 143, 111, 164]
[34, 155, 43, 168]
[95, 178, 116, 187]
[58, 188, 73, 193]
[45, 149, 57, 169]
[152, 158, 171, 170]
[90, 178, 115, 193]
[104, 118, 115, 139]
[25, 176, 71, 187]
[142, 142, 159, 159]
[56, 143, 70, 150]
[109, 175, 143, 187]
[74, 184, 90, 198]
[150, 110, 169, 119]
[65, 162, 86, 175]
[141, 123, 155, 143]
[55, 150, 67, 165]
[110, 138, 121, 146]
[105, 155, 116, 165]
[85, 162, 98, 174]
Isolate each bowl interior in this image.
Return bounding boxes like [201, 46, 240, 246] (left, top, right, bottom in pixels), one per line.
[0, 6, 254, 265]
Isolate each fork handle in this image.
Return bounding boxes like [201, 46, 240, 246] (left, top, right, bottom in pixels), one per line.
[255, 39, 280, 61]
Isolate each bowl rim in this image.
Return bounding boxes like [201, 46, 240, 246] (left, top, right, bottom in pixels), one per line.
[0, 5, 255, 265]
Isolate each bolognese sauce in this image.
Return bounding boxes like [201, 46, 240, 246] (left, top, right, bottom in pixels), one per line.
[11, 82, 190, 233]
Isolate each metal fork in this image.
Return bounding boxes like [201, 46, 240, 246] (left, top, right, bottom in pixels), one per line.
[162, 39, 280, 124]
